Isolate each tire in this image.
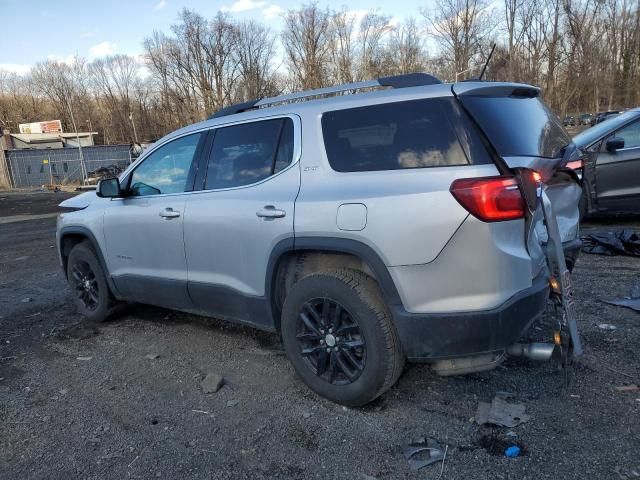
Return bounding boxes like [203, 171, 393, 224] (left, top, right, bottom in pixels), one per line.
[281, 269, 404, 406]
[66, 242, 114, 322]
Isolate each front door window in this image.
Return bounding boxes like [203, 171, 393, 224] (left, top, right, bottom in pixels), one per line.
[130, 133, 202, 196]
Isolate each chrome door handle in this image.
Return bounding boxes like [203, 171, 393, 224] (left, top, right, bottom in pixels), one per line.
[159, 208, 181, 219]
[256, 205, 286, 219]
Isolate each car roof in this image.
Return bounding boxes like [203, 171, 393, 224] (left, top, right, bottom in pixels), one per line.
[157, 77, 541, 145]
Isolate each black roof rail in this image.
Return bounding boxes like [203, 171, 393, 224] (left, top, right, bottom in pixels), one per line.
[208, 72, 443, 119]
[208, 99, 259, 120]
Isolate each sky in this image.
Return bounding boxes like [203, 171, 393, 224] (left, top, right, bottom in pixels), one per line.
[0, 0, 433, 74]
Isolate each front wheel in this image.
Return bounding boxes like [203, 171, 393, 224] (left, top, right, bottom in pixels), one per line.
[66, 242, 114, 322]
[281, 269, 404, 406]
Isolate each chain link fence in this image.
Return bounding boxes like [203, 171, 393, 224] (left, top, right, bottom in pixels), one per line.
[6, 145, 132, 188]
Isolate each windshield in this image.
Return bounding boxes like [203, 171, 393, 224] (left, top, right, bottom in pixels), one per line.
[458, 95, 571, 158]
[573, 110, 640, 148]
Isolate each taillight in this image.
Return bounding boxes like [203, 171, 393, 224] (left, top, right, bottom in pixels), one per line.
[565, 159, 583, 180]
[565, 159, 583, 171]
[450, 176, 525, 222]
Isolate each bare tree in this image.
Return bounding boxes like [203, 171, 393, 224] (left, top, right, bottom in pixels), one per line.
[234, 20, 278, 100]
[422, 0, 494, 79]
[388, 18, 426, 74]
[89, 55, 140, 142]
[3, 1, 640, 147]
[281, 3, 332, 89]
[356, 12, 394, 79]
[328, 9, 357, 84]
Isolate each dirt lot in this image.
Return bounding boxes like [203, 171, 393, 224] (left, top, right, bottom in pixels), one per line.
[1, 192, 639, 479]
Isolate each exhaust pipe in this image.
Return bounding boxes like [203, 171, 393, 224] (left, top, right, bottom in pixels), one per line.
[507, 343, 556, 361]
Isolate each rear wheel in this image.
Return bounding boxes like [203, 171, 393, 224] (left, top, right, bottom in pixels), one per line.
[66, 242, 114, 322]
[281, 269, 404, 406]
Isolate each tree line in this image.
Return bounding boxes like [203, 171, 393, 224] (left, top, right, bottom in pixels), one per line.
[1, 0, 639, 145]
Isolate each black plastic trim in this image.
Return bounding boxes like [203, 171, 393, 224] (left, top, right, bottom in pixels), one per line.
[58, 206, 87, 212]
[188, 282, 274, 331]
[58, 226, 122, 298]
[451, 85, 510, 175]
[266, 236, 403, 308]
[392, 273, 550, 361]
[111, 274, 192, 310]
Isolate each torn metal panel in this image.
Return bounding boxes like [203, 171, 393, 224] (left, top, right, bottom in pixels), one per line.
[475, 396, 531, 428]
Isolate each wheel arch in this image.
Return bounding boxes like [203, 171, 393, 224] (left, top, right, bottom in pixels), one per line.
[59, 226, 120, 297]
[266, 237, 403, 332]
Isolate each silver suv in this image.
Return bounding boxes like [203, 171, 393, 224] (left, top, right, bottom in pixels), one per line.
[57, 74, 582, 406]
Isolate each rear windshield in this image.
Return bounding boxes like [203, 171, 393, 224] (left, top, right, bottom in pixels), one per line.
[321, 98, 491, 172]
[459, 96, 571, 158]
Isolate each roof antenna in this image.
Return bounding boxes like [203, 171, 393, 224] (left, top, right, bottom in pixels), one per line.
[478, 43, 496, 81]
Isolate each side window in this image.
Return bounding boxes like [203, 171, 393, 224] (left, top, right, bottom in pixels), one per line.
[614, 121, 640, 149]
[204, 118, 294, 190]
[274, 119, 294, 173]
[129, 133, 202, 196]
[322, 98, 472, 172]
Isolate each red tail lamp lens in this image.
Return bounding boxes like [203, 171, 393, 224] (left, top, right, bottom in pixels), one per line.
[450, 176, 525, 222]
[565, 159, 584, 171]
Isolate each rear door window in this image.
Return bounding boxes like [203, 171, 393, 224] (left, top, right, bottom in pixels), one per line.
[204, 118, 293, 190]
[322, 98, 485, 172]
[459, 95, 570, 158]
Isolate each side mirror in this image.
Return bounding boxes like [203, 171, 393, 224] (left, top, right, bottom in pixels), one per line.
[606, 137, 625, 152]
[96, 177, 122, 198]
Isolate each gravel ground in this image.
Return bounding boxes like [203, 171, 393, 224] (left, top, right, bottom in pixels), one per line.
[1, 192, 639, 480]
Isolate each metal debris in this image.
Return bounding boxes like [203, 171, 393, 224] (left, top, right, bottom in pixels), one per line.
[615, 385, 639, 393]
[475, 396, 530, 428]
[598, 323, 617, 330]
[401, 437, 446, 471]
[602, 285, 640, 313]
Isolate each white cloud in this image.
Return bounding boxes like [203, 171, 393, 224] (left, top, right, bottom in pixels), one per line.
[0, 64, 31, 75]
[89, 41, 117, 58]
[262, 4, 283, 19]
[46, 54, 76, 65]
[154, 0, 167, 11]
[221, 0, 268, 13]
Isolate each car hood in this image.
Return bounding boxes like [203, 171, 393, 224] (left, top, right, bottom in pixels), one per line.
[59, 192, 96, 210]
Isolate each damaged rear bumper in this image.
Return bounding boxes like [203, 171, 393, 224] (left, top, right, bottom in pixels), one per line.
[391, 273, 549, 362]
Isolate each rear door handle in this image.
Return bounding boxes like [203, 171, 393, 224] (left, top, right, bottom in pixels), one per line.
[159, 208, 181, 219]
[256, 205, 286, 219]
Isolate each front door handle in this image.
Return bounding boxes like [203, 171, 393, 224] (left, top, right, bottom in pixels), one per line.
[159, 208, 181, 219]
[256, 205, 286, 219]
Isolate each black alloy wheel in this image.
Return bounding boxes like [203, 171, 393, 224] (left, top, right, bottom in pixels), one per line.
[70, 259, 100, 311]
[66, 242, 114, 322]
[295, 298, 366, 385]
